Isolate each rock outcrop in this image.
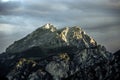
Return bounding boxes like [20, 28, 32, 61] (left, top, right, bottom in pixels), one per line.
[0, 24, 119, 80]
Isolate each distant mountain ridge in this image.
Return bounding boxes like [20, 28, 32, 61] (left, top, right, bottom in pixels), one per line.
[0, 24, 119, 80]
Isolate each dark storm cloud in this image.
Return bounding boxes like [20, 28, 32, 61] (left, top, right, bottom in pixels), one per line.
[0, 0, 119, 21]
[68, 1, 115, 11]
[84, 20, 120, 31]
[0, 1, 21, 15]
[0, 0, 120, 16]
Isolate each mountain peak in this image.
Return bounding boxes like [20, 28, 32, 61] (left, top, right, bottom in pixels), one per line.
[41, 23, 56, 32]
[1, 24, 120, 80]
[6, 24, 96, 53]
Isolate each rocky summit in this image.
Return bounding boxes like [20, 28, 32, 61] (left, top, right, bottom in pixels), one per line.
[6, 23, 96, 54]
[0, 24, 120, 80]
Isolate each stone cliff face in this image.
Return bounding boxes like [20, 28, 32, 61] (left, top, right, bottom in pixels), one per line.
[0, 24, 119, 80]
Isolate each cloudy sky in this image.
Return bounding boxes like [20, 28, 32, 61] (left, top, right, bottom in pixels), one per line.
[0, 0, 120, 53]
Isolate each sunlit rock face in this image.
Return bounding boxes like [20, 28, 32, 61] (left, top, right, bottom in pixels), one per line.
[0, 24, 119, 80]
[6, 24, 96, 53]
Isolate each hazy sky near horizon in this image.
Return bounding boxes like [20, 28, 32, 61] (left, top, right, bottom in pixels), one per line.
[0, 0, 120, 53]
